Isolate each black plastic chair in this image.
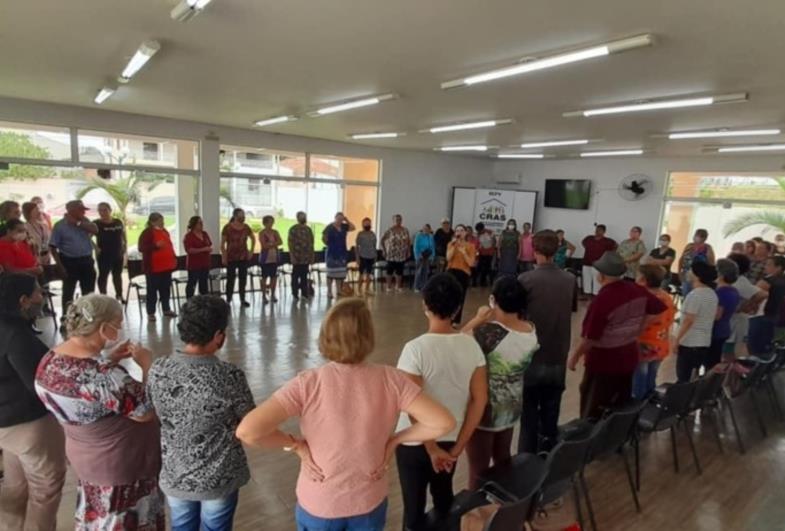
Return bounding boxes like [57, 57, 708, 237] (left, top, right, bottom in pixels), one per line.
[723, 358, 772, 453]
[688, 371, 727, 454]
[637, 381, 700, 483]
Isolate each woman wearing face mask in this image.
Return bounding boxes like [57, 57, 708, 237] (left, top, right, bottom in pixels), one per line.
[34, 294, 163, 530]
[446, 224, 476, 326]
[497, 219, 520, 277]
[0, 219, 43, 276]
[648, 234, 676, 288]
[138, 212, 178, 322]
[0, 274, 66, 530]
[679, 229, 716, 296]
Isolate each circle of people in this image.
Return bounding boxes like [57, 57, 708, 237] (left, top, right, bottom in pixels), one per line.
[1, 195, 785, 530]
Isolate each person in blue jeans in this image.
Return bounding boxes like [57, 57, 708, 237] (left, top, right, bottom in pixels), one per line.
[147, 295, 256, 531]
[413, 224, 435, 291]
[294, 499, 388, 530]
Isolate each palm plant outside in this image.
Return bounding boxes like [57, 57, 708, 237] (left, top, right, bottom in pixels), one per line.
[723, 177, 785, 237]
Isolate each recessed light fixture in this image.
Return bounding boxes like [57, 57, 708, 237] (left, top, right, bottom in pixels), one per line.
[436, 145, 489, 152]
[350, 132, 403, 139]
[519, 139, 589, 148]
[442, 34, 653, 89]
[423, 119, 513, 134]
[564, 93, 748, 118]
[668, 128, 781, 140]
[171, 0, 214, 22]
[94, 86, 116, 105]
[717, 144, 785, 153]
[253, 115, 298, 127]
[497, 153, 545, 159]
[580, 149, 643, 157]
[309, 93, 397, 117]
[119, 40, 161, 83]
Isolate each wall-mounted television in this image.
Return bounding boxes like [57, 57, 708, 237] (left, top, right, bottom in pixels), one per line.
[544, 179, 592, 210]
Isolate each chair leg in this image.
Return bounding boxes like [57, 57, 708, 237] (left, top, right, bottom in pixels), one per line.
[621, 447, 641, 513]
[749, 390, 768, 438]
[766, 379, 785, 421]
[571, 477, 585, 531]
[579, 471, 597, 531]
[670, 426, 680, 473]
[682, 419, 702, 475]
[634, 435, 641, 492]
[708, 407, 724, 454]
[724, 397, 746, 454]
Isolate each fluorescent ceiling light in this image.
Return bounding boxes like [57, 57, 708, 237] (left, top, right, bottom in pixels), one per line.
[311, 93, 397, 116]
[189, 0, 213, 8]
[581, 149, 643, 157]
[564, 93, 748, 117]
[119, 41, 161, 82]
[253, 115, 297, 127]
[172, 0, 213, 21]
[520, 139, 589, 148]
[442, 34, 653, 89]
[669, 128, 781, 140]
[350, 132, 402, 139]
[425, 119, 512, 134]
[436, 145, 489, 152]
[94, 86, 116, 105]
[498, 153, 545, 159]
[717, 144, 785, 153]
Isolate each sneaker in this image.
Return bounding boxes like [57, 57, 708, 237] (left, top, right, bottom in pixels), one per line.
[241, 300, 251, 308]
[292, 294, 300, 301]
[270, 296, 278, 303]
[163, 311, 177, 318]
[148, 314, 157, 323]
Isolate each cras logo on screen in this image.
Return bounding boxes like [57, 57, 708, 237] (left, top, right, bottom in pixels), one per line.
[478, 193, 508, 230]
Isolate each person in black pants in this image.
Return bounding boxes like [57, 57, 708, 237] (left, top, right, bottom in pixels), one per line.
[94, 203, 126, 302]
[221, 209, 255, 307]
[138, 213, 178, 321]
[287, 211, 315, 300]
[183, 216, 213, 299]
[445, 225, 475, 326]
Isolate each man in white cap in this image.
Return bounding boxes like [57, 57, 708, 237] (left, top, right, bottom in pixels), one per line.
[568, 251, 666, 418]
[433, 218, 454, 273]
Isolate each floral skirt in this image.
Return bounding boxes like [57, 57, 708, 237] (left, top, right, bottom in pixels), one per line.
[75, 478, 165, 531]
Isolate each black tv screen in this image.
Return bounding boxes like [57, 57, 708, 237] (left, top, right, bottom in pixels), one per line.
[544, 179, 592, 209]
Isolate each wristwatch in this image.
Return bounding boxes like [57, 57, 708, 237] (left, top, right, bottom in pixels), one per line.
[283, 434, 298, 452]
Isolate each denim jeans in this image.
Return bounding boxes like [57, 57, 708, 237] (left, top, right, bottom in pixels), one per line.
[632, 360, 661, 399]
[413, 259, 430, 291]
[295, 499, 387, 531]
[168, 491, 239, 531]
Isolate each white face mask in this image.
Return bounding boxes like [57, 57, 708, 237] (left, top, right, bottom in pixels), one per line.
[659, 239, 669, 247]
[101, 324, 127, 358]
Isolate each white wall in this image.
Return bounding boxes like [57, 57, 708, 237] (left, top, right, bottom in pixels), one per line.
[492, 156, 785, 256]
[0, 97, 493, 235]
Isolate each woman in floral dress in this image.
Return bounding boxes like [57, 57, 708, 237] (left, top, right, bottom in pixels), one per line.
[35, 294, 164, 530]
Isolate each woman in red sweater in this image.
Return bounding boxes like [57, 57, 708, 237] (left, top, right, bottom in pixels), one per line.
[138, 213, 177, 322]
[183, 216, 213, 299]
[0, 219, 42, 276]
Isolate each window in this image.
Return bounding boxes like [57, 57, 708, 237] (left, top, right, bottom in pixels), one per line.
[0, 121, 71, 161]
[142, 142, 161, 161]
[220, 145, 305, 177]
[309, 154, 379, 182]
[78, 130, 199, 171]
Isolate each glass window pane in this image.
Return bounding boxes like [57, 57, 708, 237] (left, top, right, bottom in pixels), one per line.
[309, 154, 379, 182]
[343, 185, 378, 248]
[668, 172, 785, 202]
[78, 130, 199, 171]
[220, 145, 305, 177]
[0, 121, 71, 160]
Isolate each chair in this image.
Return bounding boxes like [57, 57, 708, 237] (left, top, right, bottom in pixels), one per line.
[637, 381, 700, 482]
[755, 353, 785, 421]
[124, 259, 147, 316]
[688, 371, 727, 454]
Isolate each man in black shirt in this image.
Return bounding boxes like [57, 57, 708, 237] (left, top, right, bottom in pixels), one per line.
[433, 218, 454, 273]
[749, 255, 785, 355]
[648, 233, 677, 287]
[94, 202, 126, 302]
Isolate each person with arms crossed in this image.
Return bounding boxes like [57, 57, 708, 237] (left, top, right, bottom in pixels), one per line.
[618, 226, 647, 280]
[580, 224, 617, 297]
[474, 222, 497, 287]
[648, 234, 676, 288]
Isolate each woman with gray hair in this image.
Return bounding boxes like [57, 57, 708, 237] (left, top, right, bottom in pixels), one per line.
[34, 294, 164, 530]
[706, 259, 741, 371]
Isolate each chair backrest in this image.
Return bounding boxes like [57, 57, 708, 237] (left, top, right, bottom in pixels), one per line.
[690, 372, 725, 411]
[661, 381, 698, 417]
[540, 436, 593, 504]
[485, 491, 543, 531]
[482, 457, 548, 531]
[126, 258, 144, 281]
[589, 401, 646, 461]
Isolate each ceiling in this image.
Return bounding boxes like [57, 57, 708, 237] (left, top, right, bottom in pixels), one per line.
[2, 0, 785, 158]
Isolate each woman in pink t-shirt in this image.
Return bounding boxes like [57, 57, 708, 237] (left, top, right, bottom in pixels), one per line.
[236, 298, 455, 530]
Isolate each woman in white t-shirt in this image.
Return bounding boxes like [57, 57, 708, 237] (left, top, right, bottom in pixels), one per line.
[727, 253, 767, 356]
[461, 276, 538, 489]
[396, 273, 488, 531]
[674, 262, 719, 382]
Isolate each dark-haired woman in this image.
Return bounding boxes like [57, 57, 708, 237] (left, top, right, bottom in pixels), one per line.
[496, 220, 520, 277]
[446, 224, 476, 326]
[183, 216, 213, 299]
[0, 219, 42, 276]
[139, 213, 178, 322]
[259, 215, 283, 304]
[221, 209, 254, 307]
[0, 274, 66, 530]
[461, 277, 537, 489]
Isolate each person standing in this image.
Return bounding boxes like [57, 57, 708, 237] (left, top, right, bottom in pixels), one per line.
[474, 222, 497, 287]
[413, 224, 435, 292]
[259, 215, 283, 304]
[0, 274, 66, 531]
[580, 224, 617, 297]
[381, 214, 411, 292]
[632, 265, 677, 399]
[518, 230, 575, 453]
[30, 196, 52, 230]
[183, 216, 213, 299]
[288, 211, 315, 301]
[568, 252, 666, 418]
[674, 262, 719, 381]
[0, 219, 43, 276]
[322, 212, 355, 299]
[94, 202, 126, 302]
[49, 200, 98, 324]
[705, 260, 741, 372]
[395, 274, 488, 529]
[138, 213, 178, 322]
[748, 256, 785, 356]
[747, 241, 772, 284]
[0, 200, 21, 229]
[433, 218, 454, 273]
[726, 253, 766, 357]
[618, 226, 646, 280]
[461, 277, 537, 489]
[648, 234, 676, 287]
[678, 229, 716, 295]
[22, 201, 52, 273]
[446, 224, 476, 326]
[147, 296, 255, 531]
[553, 230, 576, 269]
[355, 217, 378, 296]
[517, 222, 535, 273]
[221, 208, 255, 308]
[497, 219, 520, 277]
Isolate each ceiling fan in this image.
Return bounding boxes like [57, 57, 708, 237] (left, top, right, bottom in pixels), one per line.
[618, 174, 651, 201]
